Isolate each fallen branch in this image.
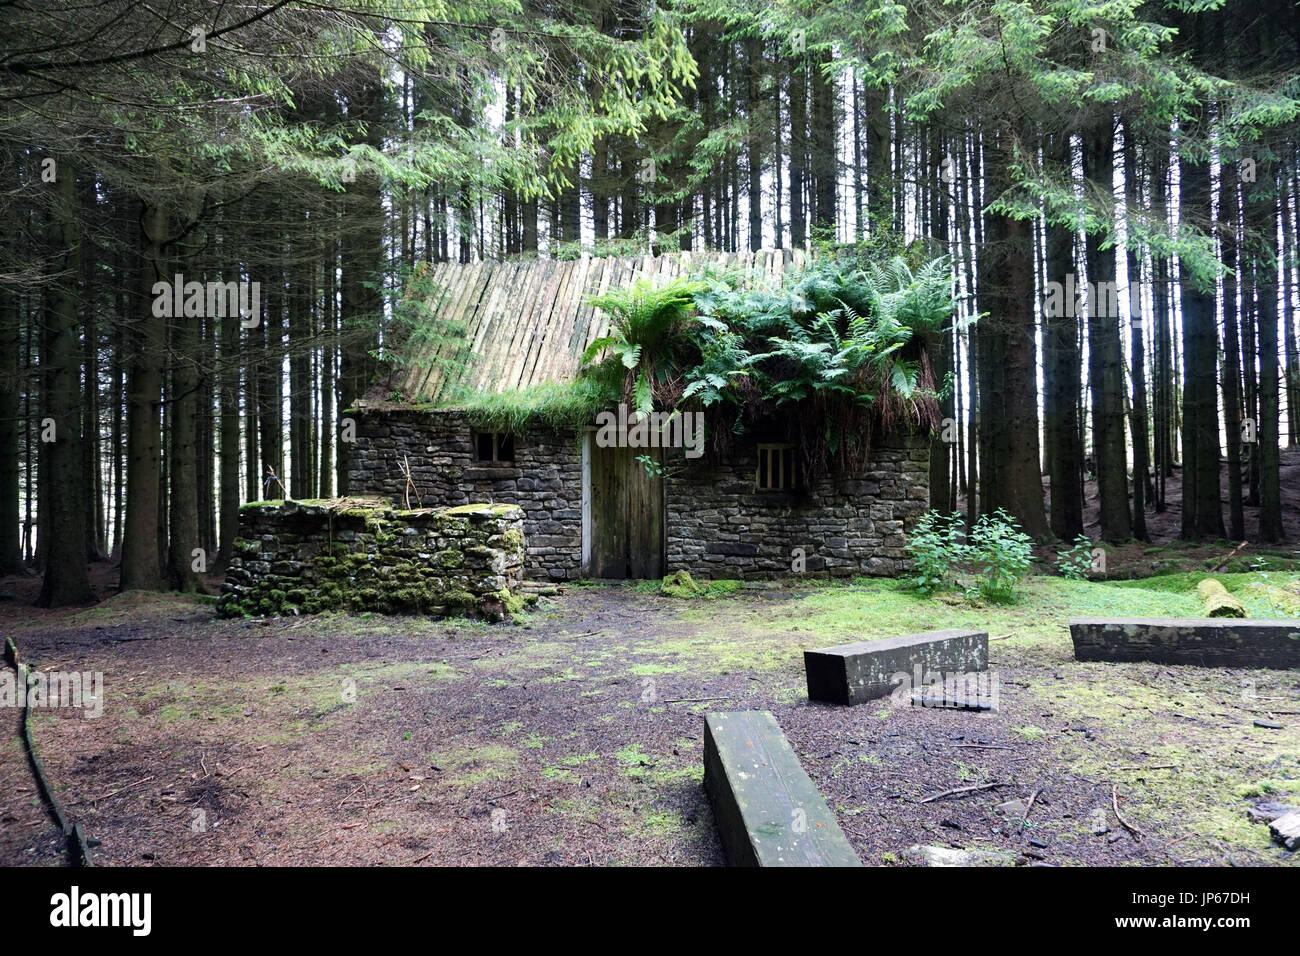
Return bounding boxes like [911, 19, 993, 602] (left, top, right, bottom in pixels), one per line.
[917, 781, 1007, 804]
[664, 696, 728, 704]
[1116, 764, 1175, 772]
[1111, 784, 1144, 841]
[1021, 788, 1041, 829]
[1212, 541, 1249, 572]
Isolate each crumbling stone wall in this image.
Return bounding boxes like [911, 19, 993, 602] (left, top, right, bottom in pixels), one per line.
[344, 407, 929, 581]
[344, 409, 582, 581]
[218, 498, 527, 619]
[661, 435, 929, 579]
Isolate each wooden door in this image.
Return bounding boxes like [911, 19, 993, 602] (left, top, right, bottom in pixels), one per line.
[589, 443, 663, 578]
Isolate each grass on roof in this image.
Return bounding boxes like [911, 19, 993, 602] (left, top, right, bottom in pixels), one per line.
[440, 376, 617, 433]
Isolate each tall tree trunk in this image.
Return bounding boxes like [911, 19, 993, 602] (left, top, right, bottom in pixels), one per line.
[1123, 125, 1151, 542]
[1252, 169, 1284, 541]
[927, 124, 953, 514]
[1082, 115, 1132, 542]
[120, 200, 168, 591]
[1044, 131, 1085, 540]
[165, 268, 202, 592]
[37, 162, 94, 606]
[0, 222, 22, 573]
[1221, 163, 1246, 540]
[217, 301, 241, 569]
[810, 51, 836, 237]
[977, 123, 1048, 537]
[746, 36, 763, 252]
[788, 56, 807, 250]
[1178, 108, 1226, 540]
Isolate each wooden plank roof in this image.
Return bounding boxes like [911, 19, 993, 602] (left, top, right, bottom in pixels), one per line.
[396, 248, 808, 404]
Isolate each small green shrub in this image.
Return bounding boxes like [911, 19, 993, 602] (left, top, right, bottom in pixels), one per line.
[905, 508, 1033, 603]
[904, 511, 966, 593]
[1055, 534, 1094, 580]
[966, 509, 1033, 602]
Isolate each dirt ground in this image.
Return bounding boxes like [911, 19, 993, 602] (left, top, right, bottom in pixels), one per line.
[2, 562, 1297, 867]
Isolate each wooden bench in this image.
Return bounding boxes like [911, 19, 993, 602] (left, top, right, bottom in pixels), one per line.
[804, 629, 989, 705]
[1070, 617, 1300, 668]
[703, 711, 861, 867]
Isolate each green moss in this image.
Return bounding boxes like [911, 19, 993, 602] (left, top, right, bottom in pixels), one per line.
[660, 570, 702, 598]
[657, 571, 743, 599]
[501, 527, 526, 554]
[440, 503, 518, 516]
[442, 589, 477, 608]
[497, 588, 527, 615]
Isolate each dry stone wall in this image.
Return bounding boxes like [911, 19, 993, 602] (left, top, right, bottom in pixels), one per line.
[661, 436, 929, 579]
[218, 498, 527, 620]
[344, 409, 583, 581]
[344, 408, 930, 581]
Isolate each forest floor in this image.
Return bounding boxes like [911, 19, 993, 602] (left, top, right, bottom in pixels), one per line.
[1055, 448, 1300, 577]
[2, 562, 1298, 867]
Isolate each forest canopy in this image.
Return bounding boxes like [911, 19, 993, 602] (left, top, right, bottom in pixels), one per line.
[3, 0, 1299, 606]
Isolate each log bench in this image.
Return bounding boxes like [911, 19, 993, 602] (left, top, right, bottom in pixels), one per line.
[804, 629, 989, 705]
[1069, 617, 1300, 669]
[703, 711, 861, 867]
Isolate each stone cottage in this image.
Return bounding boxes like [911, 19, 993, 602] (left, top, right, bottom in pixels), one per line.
[343, 250, 930, 582]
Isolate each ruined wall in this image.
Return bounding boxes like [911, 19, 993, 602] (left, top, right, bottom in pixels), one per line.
[344, 407, 929, 582]
[344, 409, 583, 580]
[218, 499, 527, 619]
[661, 435, 929, 579]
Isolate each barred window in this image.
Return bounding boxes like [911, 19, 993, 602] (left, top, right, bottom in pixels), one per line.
[756, 443, 797, 491]
[474, 432, 515, 463]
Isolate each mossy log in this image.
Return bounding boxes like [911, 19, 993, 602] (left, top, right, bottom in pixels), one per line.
[1196, 578, 1247, 618]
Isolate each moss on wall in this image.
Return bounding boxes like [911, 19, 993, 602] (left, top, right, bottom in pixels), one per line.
[218, 499, 529, 621]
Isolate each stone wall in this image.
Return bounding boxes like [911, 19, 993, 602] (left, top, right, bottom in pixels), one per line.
[661, 435, 929, 579]
[218, 498, 527, 620]
[344, 407, 929, 581]
[344, 409, 583, 580]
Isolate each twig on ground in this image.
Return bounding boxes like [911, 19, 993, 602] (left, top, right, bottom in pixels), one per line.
[1116, 764, 1175, 771]
[664, 696, 728, 704]
[1212, 541, 1249, 572]
[1021, 788, 1041, 829]
[917, 781, 1007, 804]
[1112, 784, 1144, 841]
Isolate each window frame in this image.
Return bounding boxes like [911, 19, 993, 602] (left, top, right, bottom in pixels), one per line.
[755, 442, 797, 492]
[473, 431, 516, 465]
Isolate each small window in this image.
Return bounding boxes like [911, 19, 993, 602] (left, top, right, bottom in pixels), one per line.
[474, 431, 515, 464]
[756, 443, 797, 491]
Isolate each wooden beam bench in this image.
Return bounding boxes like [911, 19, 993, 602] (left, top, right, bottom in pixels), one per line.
[1069, 617, 1300, 668]
[804, 629, 989, 705]
[703, 711, 861, 867]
